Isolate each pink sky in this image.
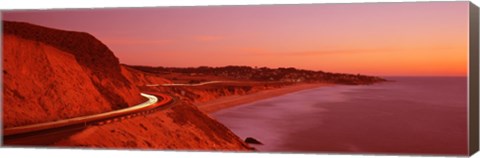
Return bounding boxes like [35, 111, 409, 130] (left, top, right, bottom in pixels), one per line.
[2, 2, 469, 76]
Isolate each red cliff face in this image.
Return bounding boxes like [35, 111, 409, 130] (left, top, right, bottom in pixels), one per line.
[2, 21, 250, 150]
[2, 21, 145, 127]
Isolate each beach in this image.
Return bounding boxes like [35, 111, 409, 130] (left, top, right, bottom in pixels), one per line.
[197, 83, 332, 113]
[212, 77, 468, 155]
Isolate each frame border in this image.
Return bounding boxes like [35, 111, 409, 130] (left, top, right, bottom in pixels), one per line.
[469, 1, 479, 156]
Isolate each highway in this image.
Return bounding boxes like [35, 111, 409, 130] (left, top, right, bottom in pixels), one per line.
[3, 92, 174, 146]
[146, 80, 238, 87]
[4, 80, 235, 145]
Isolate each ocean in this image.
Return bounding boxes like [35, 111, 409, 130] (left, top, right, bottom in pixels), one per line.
[212, 77, 468, 155]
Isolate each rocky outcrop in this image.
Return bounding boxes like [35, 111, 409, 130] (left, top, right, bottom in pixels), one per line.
[245, 137, 263, 145]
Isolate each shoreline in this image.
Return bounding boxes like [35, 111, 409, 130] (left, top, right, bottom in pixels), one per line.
[197, 83, 333, 113]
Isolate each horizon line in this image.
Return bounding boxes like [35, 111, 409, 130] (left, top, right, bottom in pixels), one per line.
[123, 64, 468, 77]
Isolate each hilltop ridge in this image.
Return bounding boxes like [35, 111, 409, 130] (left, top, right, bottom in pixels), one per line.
[130, 65, 386, 85]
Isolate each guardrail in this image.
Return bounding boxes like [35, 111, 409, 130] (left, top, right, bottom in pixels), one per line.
[3, 93, 172, 136]
[146, 80, 240, 87]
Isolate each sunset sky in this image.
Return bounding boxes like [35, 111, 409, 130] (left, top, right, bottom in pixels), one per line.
[2, 2, 469, 76]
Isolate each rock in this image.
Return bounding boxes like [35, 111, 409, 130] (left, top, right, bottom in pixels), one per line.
[245, 137, 263, 145]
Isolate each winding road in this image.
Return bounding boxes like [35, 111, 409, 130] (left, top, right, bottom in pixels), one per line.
[3, 92, 174, 145]
[146, 80, 238, 87]
[4, 80, 233, 145]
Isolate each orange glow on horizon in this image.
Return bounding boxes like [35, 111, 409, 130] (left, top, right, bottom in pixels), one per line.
[3, 2, 470, 76]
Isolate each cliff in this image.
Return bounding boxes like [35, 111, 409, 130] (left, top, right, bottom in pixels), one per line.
[3, 21, 145, 110]
[2, 21, 250, 150]
[3, 21, 146, 127]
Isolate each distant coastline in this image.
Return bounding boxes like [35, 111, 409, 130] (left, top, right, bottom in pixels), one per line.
[198, 83, 332, 113]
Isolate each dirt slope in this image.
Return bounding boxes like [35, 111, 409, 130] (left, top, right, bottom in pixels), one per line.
[55, 103, 251, 150]
[2, 21, 145, 127]
[3, 21, 250, 150]
[3, 35, 117, 127]
[3, 21, 145, 110]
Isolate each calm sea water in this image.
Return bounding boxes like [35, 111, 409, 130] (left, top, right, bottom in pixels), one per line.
[212, 77, 468, 155]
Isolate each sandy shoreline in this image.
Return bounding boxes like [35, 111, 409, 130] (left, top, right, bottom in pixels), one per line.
[197, 83, 333, 113]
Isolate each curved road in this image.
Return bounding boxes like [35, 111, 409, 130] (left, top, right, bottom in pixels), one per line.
[3, 92, 174, 145]
[4, 80, 235, 145]
[146, 80, 238, 87]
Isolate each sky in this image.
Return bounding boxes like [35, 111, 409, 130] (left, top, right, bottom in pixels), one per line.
[2, 2, 470, 76]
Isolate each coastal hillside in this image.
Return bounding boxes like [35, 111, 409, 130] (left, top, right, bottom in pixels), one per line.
[130, 65, 387, 85]
[3, 21, 144, 127]
[122, 64, 285, 103]
[2, 21, 251, 150]
[120, 64, 172, 87]
[3, 21, 145, 109]
[55, 102, 251, 150]
[124, 65, 386, 108]
[3, 21, 384, 150]
[3, 34, 117, 127]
